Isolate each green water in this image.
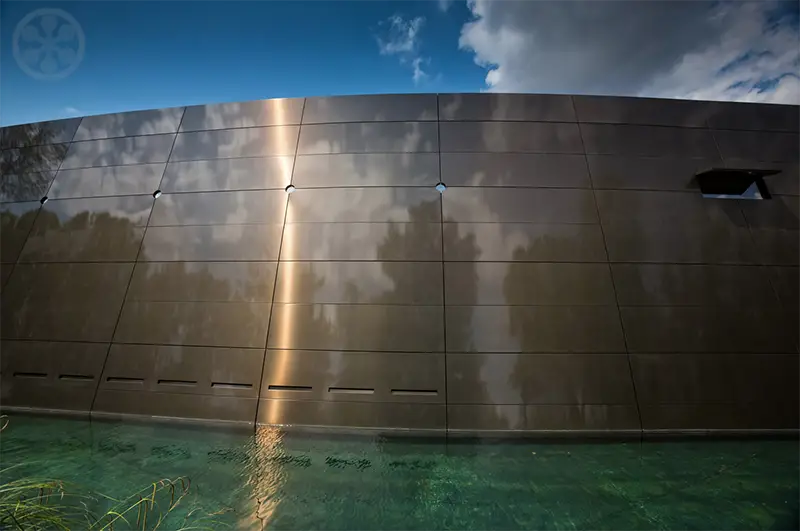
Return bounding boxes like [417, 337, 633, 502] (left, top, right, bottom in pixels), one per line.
[0, 415, 797, 530]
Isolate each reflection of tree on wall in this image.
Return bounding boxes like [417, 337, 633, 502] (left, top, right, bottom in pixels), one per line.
[438, 216, 495, 409]
[284, 201, 454, 359]
[1, 124, 68, 202]
[501, 237, 630, 418]
[374, 202, 488, 405]
[1, 208, 146, 334]
[271, 262, 338, 355]
[504, 237, 601, 353]
[501, 236, 612, 424]
[280, 198, 484, 406]
[125, 262, 237, 345]
[0, 208, 38, 232]
[23, 209, 144, 262]
[504, 244, 545, 407]
[1, 123, 66, 258]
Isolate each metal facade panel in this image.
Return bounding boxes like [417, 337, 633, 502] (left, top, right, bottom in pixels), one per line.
[1, 93, 797, 436]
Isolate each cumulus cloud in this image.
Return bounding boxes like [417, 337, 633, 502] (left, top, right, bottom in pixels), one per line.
[459, 0, 800, 104]
[376, 14, 431, 84]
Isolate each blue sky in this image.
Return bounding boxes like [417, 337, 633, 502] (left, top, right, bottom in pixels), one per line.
[1, 0, 798, 126]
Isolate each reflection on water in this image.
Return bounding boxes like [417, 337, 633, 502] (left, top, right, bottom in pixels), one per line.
[0, 415, 797, 531]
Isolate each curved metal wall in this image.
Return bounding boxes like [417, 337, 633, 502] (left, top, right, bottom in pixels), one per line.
[1, 93, 798, 437]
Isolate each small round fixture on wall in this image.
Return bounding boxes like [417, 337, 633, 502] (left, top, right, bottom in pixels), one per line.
[435, 182, 447, 193]
[152, 190, 162, 199]
[39, 196, 48, 205]
[285, 185, 296, 194]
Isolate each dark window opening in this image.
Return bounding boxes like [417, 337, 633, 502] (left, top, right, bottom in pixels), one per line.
[696, 168, 778, 200]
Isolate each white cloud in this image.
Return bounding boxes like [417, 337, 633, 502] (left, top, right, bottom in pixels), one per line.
[375, 14, 431, 84]
[643, 2, 800, 104]
[377, 15, 425, 56]
[438, 0, 454, 13]
[62, 106, 81, 116]
[412, 57, 429, 84]
[459, 0, 800, 104]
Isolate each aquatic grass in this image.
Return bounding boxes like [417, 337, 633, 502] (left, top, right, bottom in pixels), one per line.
[0, 416, 231, 530]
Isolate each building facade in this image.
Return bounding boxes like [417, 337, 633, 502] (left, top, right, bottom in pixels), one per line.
[1, 93, 798, 437]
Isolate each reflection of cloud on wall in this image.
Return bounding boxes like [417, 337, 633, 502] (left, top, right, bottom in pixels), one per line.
[181, 98, 303, 131]
[61, 134, 175, 169]
[48, 164, 165, 199]
[286, 187, 439, 223]
[73, 107, 184, 141]
[162, 157, 293, 192]
[298, 122, 438, 155]
[170, 126, 299, 161]
[151, 190, 287, 227]
[292, 153, 439, 188]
